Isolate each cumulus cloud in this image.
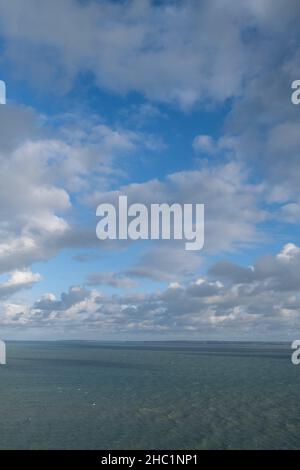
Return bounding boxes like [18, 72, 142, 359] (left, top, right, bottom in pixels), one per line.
[0, 103, 165, 274]
[1, 244, 299, 339]
[210, 243, 300, 293]
[0, 0, 288, 109]
[126, 246, 202, 282]
[0, 269, 41, 299]
[90, 161, 266, 256]
[0, 0, 299, 340]
[0, 113, 72, 272]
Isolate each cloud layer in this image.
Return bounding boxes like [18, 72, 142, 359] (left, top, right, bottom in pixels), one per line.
[0, 0, 299, 338]
[1, 0, 298, 108]
[1, 244, 299, 340]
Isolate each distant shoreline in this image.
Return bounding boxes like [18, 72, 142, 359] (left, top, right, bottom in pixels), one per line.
[4, 339, 291, 345]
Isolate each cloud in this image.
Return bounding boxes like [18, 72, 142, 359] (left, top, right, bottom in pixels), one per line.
[0, 102, 165, 274]
[0, 114, 72, 272]
[0, 0, 286, 109]
[1, 244, 299, 339]
[193, 135, 216, 154]
[209, 243, 300, 292]
[119, 103, 166, 128]
[33, 286, 92, 313]
[87, 272, 137, 289]
[0, 0, 299, 341]
[0, 269, 41, 299]
[126, 246, 202, 282]
[89, 161, 266, 256]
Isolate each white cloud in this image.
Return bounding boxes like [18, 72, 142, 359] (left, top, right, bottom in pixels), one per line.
[0, 0, 299, 341]
[0, 0, 286, 109]
[90, 161, 266, 257]
[0, 104, 165, 274]
[193, 135, 216, 154]
[0, 269, 41, 299]
[0, 244, 298, 339]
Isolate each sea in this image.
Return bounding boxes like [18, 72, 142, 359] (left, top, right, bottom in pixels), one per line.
[0, 340, 299, 449]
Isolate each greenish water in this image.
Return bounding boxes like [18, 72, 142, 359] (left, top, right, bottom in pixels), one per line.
[0, 341, 299, 449]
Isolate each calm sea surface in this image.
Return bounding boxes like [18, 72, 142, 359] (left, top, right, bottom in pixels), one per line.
[0, 341, 298, 449]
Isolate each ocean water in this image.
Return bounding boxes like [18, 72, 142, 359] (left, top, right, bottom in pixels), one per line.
[0, 341, 299, 449]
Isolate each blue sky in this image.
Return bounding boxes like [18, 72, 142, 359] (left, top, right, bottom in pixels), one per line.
[0, 0, 300, 340]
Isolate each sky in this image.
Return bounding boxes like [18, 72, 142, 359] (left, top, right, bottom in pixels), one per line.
[0, 0, 300, 340]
